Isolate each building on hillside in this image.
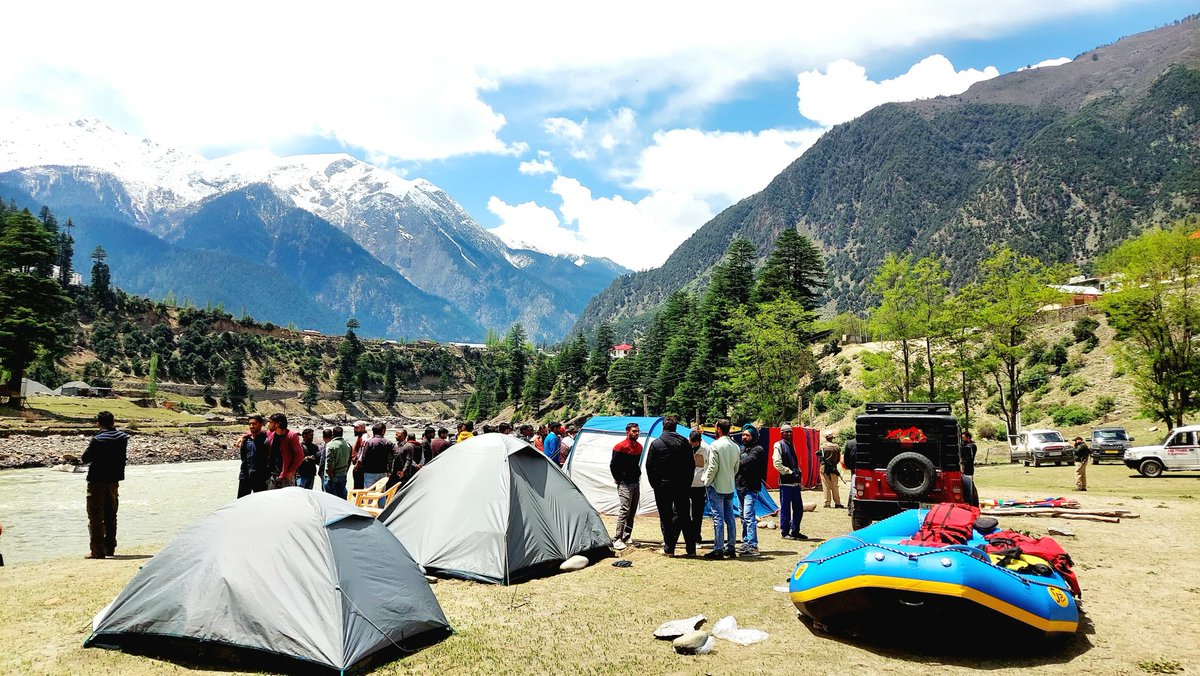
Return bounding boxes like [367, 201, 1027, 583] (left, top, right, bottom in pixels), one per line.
[1050, 284, 1103, 305]
[449, 342, 488, 351]
[53, 381, 114, 397]
[611, 343, 634, 359]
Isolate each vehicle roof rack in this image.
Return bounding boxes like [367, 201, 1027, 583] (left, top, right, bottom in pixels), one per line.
[864, 402, 952, 415]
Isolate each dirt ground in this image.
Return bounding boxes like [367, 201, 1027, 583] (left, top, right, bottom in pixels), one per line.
[2, 461, 1198, 675]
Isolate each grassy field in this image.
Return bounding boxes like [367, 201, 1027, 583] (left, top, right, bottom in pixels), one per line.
[2, 462, 1198, 675]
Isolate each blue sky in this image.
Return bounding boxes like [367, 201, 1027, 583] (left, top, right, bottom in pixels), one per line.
[1, 1, 1197, 269]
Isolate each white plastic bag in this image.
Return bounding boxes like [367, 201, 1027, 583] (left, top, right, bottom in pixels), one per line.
[696, 636, 717, 654]
[712, 615, 769, 645]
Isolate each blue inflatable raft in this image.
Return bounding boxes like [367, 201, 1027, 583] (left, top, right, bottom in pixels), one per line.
[789, 509, 1079, 638]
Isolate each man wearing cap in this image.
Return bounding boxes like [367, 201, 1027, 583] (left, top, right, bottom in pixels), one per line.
[820, 431, 844, 509]
[1073, 436, 1090, 491]
[735, 426, 767, 556]
[350, 420, 368, 489]
[774, 423, 807, 539]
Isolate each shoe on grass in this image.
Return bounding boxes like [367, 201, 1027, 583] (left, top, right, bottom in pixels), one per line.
[702, 550, 725, 560]
[613, 539, 626, 551]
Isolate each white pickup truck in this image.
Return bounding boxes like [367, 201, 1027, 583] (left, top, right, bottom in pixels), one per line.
[1124, 424, 1200, 477]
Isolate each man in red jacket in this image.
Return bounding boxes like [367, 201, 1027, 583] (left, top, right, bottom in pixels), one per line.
[266, 413, 302, 489]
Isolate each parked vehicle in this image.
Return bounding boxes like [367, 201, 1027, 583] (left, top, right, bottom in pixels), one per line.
[1090, 427, 1133, 464]
[846, 402, 972, 531]
[1124, 425, 1200, 477]
[1013, 429, 1073, 467]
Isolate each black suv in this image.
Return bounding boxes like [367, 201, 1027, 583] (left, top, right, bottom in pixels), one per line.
[847, 403, 972, 530]
[1090, 427, 1133, 464]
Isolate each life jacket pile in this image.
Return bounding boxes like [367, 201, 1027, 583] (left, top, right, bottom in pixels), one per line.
[901, 503, 980, 546]
[983, 530, 1081, 597]
[898, 504, 1081, 598]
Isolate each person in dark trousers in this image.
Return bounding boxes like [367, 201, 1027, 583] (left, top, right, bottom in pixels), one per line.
[774, 423, 807, 540]
[645, 416, 697, 557]
[685, 430, 708, 552]
[610, 422, 643, 551]
[322, 426, 351, 499]
[296, 428, 320, 489]
[350, 420, 368, 489]
[236, 414, 269, 498]
[960, 431, 977, 476]
[388, 430, 415, 493]
[266, 413, 302, 489]
[82, 411, 127, 559]
[359, 422, 395, 489]
[735, 426, 767, 556]
[418, 427, 436, 469]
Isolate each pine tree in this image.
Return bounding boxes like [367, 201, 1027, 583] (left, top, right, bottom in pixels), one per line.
[506, 323, 528, 405]
[0, 210, 72, 405]
[753, 229, 827, 310]
[146, 353, 159, 400]
[299, 355, 321, 408]
[90, 245, 116, 311]
[224, 355, 249, 413]
[383, 352, 398, 406]
[589, 322, 615, 386]
[336, 319, 364, 400]
[56, 219, 75, 288]
[259, 361, 278, 390]
[608, 354, 641, 414]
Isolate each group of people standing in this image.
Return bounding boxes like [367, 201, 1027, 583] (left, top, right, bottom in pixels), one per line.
[609, 419, 852, 559]
[235, 416, 577, 503]
[236, 415, 456, 503]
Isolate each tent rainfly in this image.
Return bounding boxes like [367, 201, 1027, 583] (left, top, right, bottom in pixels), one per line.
[381, 433, 613, 585]
[564, 416, 779, 518]
[86, 489, 450, 674]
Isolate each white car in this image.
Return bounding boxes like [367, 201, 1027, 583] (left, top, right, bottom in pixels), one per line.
[1012, 429, 1073, 467]
[1124, 425, 1200, 477]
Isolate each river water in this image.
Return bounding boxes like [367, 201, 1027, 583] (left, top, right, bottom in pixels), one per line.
[0, 460, 239, 565]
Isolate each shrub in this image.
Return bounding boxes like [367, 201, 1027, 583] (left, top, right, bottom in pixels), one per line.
[1095, 395, 1116, 416]
[1020, 364, 1050, 391]
[1058, 357, 1085, 377]
[1049, 403, 1095, 427]
[1022, 404, 1044, 423]
[1083, 335, 1099, 352]
[976, 420, 999, 440]
[1044, 343, 1069, 370]
[1061, 375, 1087, 396]
[1073, 316, 1100, 343]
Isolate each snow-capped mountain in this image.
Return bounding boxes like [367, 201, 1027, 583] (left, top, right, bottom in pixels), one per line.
[0, 109, 628, 340]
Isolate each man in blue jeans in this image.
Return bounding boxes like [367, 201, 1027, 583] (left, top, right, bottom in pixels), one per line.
[773, 424, 807, 540]
[322, 426, 350, 499]
[701, 419, 740, 559]
[735, 426, 767, 556]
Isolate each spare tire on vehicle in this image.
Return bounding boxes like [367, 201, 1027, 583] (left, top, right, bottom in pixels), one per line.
[886, 452, 936, 499]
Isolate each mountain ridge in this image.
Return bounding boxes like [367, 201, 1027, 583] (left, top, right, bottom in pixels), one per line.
[575, 16, 1200, 336]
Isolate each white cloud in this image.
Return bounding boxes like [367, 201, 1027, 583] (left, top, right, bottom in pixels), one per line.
[543, 107, 639, 160]
[518, 158, 558, 175]
[0, 2, 1121, 163]
[1018, 57, 1072, 71]
[487, 196, 580, 253]
[632, 128, 826, 206]
[796, 55, 1000, 127]
[488, 175, 712, 270]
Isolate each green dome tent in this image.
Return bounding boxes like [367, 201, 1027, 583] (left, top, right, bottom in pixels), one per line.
[381, 433, 612, 584]
[86, 488, 450, 674]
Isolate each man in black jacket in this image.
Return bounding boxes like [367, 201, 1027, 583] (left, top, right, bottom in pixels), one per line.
[236, 414, 269, 498]
[81, 411, 127, 559]
[646, 416, 697, 557]
[736, 426, 767, 556]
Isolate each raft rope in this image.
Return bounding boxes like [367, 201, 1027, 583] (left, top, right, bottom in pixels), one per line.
[797, 535, 1072, 593]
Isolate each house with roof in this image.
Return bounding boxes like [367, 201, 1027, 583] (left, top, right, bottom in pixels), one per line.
[610, 343, 634, 359]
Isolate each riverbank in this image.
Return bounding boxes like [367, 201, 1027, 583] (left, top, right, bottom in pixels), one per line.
[0, 432, 241, 470]
[1, 463, 1197, 673]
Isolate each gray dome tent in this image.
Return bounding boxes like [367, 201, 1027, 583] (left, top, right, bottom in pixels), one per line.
[381, 433, 612, 584]
[86, 488, 450, 674]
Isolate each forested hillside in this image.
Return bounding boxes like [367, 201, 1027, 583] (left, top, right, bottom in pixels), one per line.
[576, 16, 1200, 334]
